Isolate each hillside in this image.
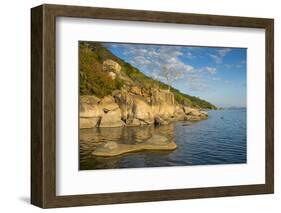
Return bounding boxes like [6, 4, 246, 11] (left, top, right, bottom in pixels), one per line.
[79, 41, 216, 109]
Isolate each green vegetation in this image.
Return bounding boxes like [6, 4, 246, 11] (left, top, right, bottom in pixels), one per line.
[79, 41, 216, 109]
[79, 42, 123, 97]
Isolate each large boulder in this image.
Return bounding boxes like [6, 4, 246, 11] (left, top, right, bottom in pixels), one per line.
[80, 95, 126, 128]
[102, 59, 121, 74]
[132, 97, 154, 124]
[182, 106, 208, 120]
[99, 95, 119, 113]
[183, 106, 201, 116]
[80, 96, 102, 118]
[80, 117, 101, 129]
[99, 109, 125, 127]
[173, 105, 186, 119]
[113, 90, 134, 120]
[80, 104, 102, 118]
[80, 96, 103, 129]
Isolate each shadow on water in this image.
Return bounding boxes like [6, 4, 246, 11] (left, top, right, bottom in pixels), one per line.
[80, 109, 247, 170]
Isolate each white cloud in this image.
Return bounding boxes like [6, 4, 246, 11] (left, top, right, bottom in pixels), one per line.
[121, 45, 195, 85]
[186, 75, 208, 91]
[106, 43, 226, 91]
[132, 56, 151, 66]
[185, 51, 195, 59]
[224, 59, 246, 70]
[212, 77, 221, 81]
[197, 66, 217, 75]
[209, 48, 231, 64]
[225, 64, 232, 69]
[205, 66, 217, 74]
[164, 57, 194, 73]
[209, 54, 222, 64]
[218, 48, 231, 57]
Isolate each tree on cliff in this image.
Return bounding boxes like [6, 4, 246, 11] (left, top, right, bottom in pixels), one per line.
[161, 64, 184, 91]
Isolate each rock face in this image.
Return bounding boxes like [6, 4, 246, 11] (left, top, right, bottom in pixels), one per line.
[113, 90, 134, 121]
[132, 97, 154, 124]
[150, 88, 175, 119]
[80, 89, 208, 128]
[92, 134, 177, 157]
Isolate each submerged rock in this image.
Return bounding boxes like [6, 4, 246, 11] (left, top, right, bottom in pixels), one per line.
[146, 134, 169, 144]
[92, 134, 177, 157]
[103, 141, 119, 150]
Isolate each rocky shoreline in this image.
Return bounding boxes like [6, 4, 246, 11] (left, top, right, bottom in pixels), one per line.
[80, 87, 208, 129]
[80, 88, 208, 157]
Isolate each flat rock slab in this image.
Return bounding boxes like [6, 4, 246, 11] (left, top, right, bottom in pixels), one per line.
[92, 134, 177, 157]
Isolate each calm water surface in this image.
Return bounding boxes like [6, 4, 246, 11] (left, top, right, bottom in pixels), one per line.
[80, 109, 246, 170]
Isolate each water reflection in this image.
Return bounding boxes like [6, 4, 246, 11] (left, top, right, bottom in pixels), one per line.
[80, 124, 175, 170]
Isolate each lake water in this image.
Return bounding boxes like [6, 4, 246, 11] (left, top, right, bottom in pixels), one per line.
[80, 109, 246, 170]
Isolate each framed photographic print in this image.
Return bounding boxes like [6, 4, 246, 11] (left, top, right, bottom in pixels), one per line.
[31, 4, 274, 208]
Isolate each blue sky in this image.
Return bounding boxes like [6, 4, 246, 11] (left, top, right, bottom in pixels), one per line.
[103, 42, 246, 108]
